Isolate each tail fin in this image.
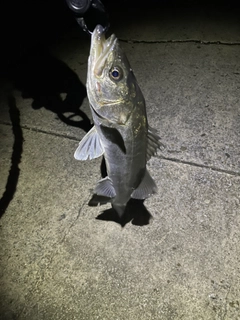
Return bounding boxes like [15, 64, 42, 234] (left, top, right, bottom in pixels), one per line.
[112, 203, 126, 217]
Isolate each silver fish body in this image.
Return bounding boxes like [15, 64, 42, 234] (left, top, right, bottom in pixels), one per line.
[74, 25, 160, 216]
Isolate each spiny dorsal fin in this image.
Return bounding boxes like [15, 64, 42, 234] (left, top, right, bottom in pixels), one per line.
[147, 126, 164, 161]
[131, 169, 157, 200]
[74, 126, 104, 160]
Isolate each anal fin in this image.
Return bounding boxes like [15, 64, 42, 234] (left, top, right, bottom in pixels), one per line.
[131, 169, 157, 200]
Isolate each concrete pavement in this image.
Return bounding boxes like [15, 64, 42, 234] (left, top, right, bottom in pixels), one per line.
[0, 3, 240, 319]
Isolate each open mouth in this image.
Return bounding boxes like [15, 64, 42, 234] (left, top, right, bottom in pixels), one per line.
[90, 25, 117, 73]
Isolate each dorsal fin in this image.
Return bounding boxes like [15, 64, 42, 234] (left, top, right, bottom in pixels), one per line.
[147, 126, 164, 161]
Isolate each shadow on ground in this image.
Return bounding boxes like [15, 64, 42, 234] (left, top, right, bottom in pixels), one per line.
[0, 48, 92, 218]
[98, 200, 152, 227]
[8, 48, 91, 132]
[0, 96, 23, 219]
[88, 194, 152, 227]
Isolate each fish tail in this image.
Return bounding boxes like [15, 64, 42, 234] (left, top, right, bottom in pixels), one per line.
[112, 203, 126, 217]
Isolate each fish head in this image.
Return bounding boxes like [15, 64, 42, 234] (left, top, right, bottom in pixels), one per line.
[87, 25, 144, 125]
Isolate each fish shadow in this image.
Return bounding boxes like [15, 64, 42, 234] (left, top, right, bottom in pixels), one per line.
[8, 47, 92, 132]
[89, 195, 152, 227]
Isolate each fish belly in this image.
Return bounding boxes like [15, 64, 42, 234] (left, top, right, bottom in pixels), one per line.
[102, 126, 146, 210]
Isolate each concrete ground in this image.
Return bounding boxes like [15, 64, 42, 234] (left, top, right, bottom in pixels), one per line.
[0, 3, 240, 320]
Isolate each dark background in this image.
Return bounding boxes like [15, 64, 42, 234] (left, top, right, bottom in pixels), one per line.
[0, 0, 239, 74]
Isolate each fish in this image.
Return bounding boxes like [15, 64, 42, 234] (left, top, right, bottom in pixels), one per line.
[74, 25, 161, 217]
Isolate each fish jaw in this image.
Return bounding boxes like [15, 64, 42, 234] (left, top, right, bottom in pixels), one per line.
[88, 25, 117, 79]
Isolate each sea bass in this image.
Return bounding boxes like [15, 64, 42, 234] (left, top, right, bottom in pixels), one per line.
[74, 25, 160, 216]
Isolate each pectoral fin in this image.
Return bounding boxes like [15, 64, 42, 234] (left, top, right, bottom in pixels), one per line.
[147, 127, 163, 161]
[74, 126, 104, 160]
[94, 177, 116, 198]
[131, 169, 157, 200]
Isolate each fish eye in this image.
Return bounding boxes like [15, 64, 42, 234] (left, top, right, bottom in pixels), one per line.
[109, 67, 123, 81]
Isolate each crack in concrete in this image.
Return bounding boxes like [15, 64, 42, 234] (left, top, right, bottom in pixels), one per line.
[222, 284, 232, 320]
[159, 155, 240, 177]
[119, 38, 240, 46]
[1, 121, 239, 177]
[31, 201, 87, 289]
[59, 200, 87, 245]
[12, 203, 86, 319]
[0, 121, 80, 142]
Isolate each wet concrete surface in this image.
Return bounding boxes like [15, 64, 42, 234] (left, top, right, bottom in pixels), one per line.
[0, 3, 240, 320]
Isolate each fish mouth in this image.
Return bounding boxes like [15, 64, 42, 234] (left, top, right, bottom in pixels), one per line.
[90, 25, 117, 76]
